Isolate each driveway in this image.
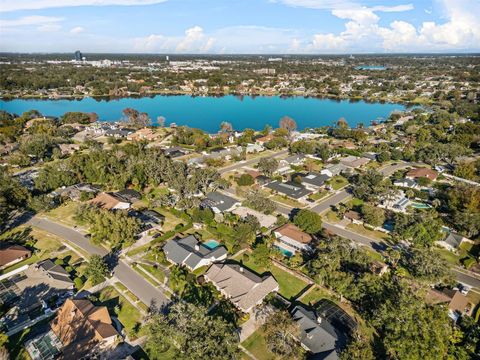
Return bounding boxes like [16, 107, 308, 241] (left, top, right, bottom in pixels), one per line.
[27, 217, 169, 308]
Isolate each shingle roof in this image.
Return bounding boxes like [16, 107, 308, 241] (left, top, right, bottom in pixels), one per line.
[301, 172, 330, 187]
[275, 223, 312, 244]
[204, 263, 279, 312]
[265, 180, 312, 199]
[163, 235, 227, 270]
[201, 191, 239, 212]
[0, 244, 31, 267]
[291, 305, 346, 358]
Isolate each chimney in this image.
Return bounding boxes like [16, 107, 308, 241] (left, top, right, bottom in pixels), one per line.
[317, 317, 322, 324]
[194, 244, 200, 251]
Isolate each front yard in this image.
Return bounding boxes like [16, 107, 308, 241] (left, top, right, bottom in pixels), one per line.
[241, 329, 277, 360]
[327, 175, 349, 190]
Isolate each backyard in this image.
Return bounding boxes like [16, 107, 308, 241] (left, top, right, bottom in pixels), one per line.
[241, 329, 277, 360]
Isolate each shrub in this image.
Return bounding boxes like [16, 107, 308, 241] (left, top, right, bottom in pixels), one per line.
[74, 277, 84, 289]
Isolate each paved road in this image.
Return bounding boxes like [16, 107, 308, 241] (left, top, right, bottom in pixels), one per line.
[27, 217, 169, 308]
[311, 190, 351, 214]
[379, 161, 410, 176]
[218, 149, 289, 174]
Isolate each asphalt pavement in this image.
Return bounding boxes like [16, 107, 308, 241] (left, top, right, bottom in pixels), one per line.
[27, 217, 169, 308]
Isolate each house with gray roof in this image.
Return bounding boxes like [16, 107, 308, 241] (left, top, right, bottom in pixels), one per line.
[436, 232, 473, 252]
[204, 263, 279, 313]
[200, 191, 240, 214]
[291, 305, 348, 360]
[265, 180, 312, 201]
[300, 172, 330, 191]
[320, 163, 349, 178]
[163, 235, 227, 271]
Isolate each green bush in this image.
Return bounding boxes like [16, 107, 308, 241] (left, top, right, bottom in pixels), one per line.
[74, 277, 84, 289]
[54, 258, 64, 266]
[462, 257, 476, 269]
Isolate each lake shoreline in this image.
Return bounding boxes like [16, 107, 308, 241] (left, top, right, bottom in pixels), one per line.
[0, 94, 408, 132]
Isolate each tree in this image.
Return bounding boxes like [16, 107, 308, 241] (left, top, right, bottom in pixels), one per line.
[236, 174, 254, 186]
[293, 209, 322, 234]
[84, 255, 109, 285]
[263, 310, 304, 359]
[279, 116, 297, 134]
[220, 121, 233, 133]
[257, 158, 278, 177]
[361, 203, 385, 227]
[401, 247, 453, 283]
[337, 117, 349, 129]
[340, 333, 374, 360]
[122, 108, 151, 128]
[145, 302, 240, 360]
[157, 116, 166, 127]
[251, 241, 271, 268]
[454, 162, 476, 180]
[244, 190, 276, 215]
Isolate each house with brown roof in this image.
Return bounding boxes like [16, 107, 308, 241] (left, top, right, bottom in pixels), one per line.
[89, 192, 131, 210]
[339, 155, 371, 169]
[255, 134, 274, 145]
[204, 263, 279, 313]
[0, 244, 31, 270]
[273, 223, 313, 255]
[50, 298, 120, 358]
[406, 167, 438, 181]
[127, 127, 161, 141]
[426, 288, 472, 321]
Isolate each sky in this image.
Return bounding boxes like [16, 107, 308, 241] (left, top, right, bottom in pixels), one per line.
[0, 0, 479, 54]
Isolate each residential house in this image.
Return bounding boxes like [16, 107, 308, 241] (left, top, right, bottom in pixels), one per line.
[426, 288, 472, 321]
[104, 128, 133, 138]
[265, 180, 312, 201]
[127, 127, 161, 141]
[246, 143, 265, 153]
[339, 156, 370, 169]
[49, 298, 119, 358]
[255, 134, 274, 146]
[129, 209, 165, 233]
[344, 210, 363, 225]
[163, 235, 227, 271]
[89, 192, 131, 210]
[0, 244, 31, 270]
[291, 305, 348, 360]
[393, 178, 419, 189]
[406, 168, 438, 181]
[204, 263, 279, 313]
[300, 172, 330, 192]
[320, 164, 349, 178]
[163, 146, 189, 158]
[283, 154, 306, 166]
[115, 189, 142, 203]
[58, 143, 80, 156]
[52, 183, 101, 201]
[273, 223, 313, 255]
[200, 191, 240, 214]
[436, 232, 474, 252]
[232, 206, 277, 228]
[379, 191, 410, 213]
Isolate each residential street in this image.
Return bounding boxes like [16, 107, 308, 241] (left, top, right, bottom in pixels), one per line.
[27, 217, 169, 308]
[310, 190, 351, 214]
[218, 149, 289, 174]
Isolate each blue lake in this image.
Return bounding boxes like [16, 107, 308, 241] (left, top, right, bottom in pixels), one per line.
[0, 95, 405, 133]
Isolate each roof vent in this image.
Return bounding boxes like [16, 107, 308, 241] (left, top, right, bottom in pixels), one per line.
[317, 317, 322, 324]
[194, 244, 200, 251]
[239, 266, 244, 273]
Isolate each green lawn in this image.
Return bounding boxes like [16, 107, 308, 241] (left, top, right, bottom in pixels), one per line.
[271, 195, 305, 208]
[239, 258, 308, 300]
[345, 223, 389, 240]
[435, 248, 462, 266]
[325, 210, 341, 223]
[308, 191, 330, 201]
[139, 263, 166, 283]
[328, 175, 348, 190]
[96, 286, 143, 337]
[241, 329, 277, 360]
[299, 285, 338, 306]
[44, 202, 79, 227]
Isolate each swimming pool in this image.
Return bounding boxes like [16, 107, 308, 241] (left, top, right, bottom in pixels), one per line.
[275, 246, 293, 257]
[411, 202, 432, 209]
[203, 239, 220, 250]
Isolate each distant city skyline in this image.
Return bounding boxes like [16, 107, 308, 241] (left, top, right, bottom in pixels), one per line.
[0, 0, 479, 54]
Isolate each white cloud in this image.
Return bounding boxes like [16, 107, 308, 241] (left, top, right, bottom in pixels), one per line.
[176, 26, 206, 52]
[0, 0, 167, 12]
[37, 23, 61, 32]
[305, 0, 480, 52]
[70, 26, 85, 34]
[0, 15, 63, 32]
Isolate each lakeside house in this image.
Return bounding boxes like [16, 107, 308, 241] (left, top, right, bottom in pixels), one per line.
[0, 244, 31, 270]
[163, 235, 227, 271]
[204, 263, 279, 313]
[273, 223, 313, 255]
